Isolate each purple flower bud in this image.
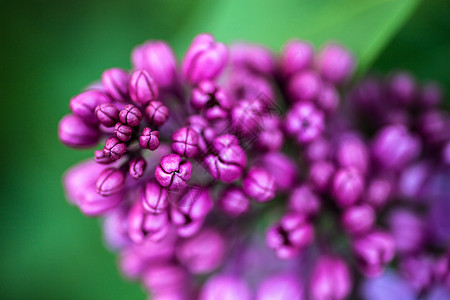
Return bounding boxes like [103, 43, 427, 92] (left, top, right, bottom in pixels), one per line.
[228, 69, 275, 101]
[372, 125, 421, 171]
[231, 98, 267, 135]
[280, 40, 314, 78]
[103, 137, 127, 161]
[285, 103, 325, 144]
[316, 83, 339, 114]
[155, 154, 192, 190]
[64, 160, 123, 215]
[139, 127, 160, 150]
[131, 41, 177, 89]
[113, 122, 133, 142]
[101, 68, 130, 101]
[443, 141, 450, 165]
[200, 274, 252, 300]
[288, 185, 321, 216]
[143, 264, 189, 296]
[398, 161, 431, 200]
[318, 43, 354, 84]
[256, 273, 304, 300]
[95, 103, 120, 127]
[361, 271, 416, 300]
[190, 80, 232, 120]
[94, 149, 114, 164]
[58, 114, 100, 148]
[388, 209, 425, 254]
[287, 71, 322, 102]
[336, 134, 369, 174]
[308, 160, 335, 192]
[176, 228, 226, 274]
[102, 206, 130, 251]
[418, 82, 442, 108]
[145, 100, 169, 126]
[204, 135, 247, 183]
[128, 201, 170, 243]
[129, 69, 159, 106]
[128, 157, 146, 179]
[266, 213, 314, 259]
[305, 138, 331, 162]
[96, 167, 126, 196]
[218, 187, 250, 217]
[353, 231, 395, 277]
[243, 167, 276, 202]
[342, 204, 375, 235]
[119, 104, 143, 127]
[170, 187, 212, 237]
[70, 90, 110, 124]
[365, 178, 392, 209]
[332, 167, 364, 207]
[311, 256, 352, 300]
[418, 110, 449, 145]
[387, 72, 415, 106]
[230, 43, 275, 75]
[258, 152, 298, 191]
[400, 255, 434, 293]
[141, 180, 168, 214]
[171, 126, 199, 157]
[182, 33, 228, 84]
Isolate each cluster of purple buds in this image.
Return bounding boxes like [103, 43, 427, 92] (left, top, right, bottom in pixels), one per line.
[59, 33, 450, 299]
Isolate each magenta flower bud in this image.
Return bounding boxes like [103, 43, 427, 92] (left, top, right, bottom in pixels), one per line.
[342, 204, 375, 235]
[70, 90, 110, 124]
[101, 68, 130, 101]
[141, 180, 168, 214]
[95, 103, 120, 127]
[266, 213, 314, 259]
[231, 98, 267, 135]
[308, 160, 335, 192]
[155, 154, 192, 190]
[258, 152, 297, 191]
[128, 203, 170, 243]
[418, 82, 442, 108]
[443, 141, 450, 165]
[96, 167, 125, 196]
[365, 178, 392, 209]
[311, 256, 352, 300]
[332, 167, 364, 207]
[58, 114, 100, 148]
[94, 149, 114, 164]
[131, 41, 177, 89]
[280, 39, 314, 78]
[256, 274, 303, 300]
[143, 264, 189, 296]
[388, 209, 425, 254]
[129, 69, 159, 106]
[387, 72, 415, 106]
[204, 135, 247, 183]
[243, 167, 276, 202]
[398, 161, 431, 200]
[182, 33, 228, 84]
[318, 43, 354, 84]
[400, 255, 434, 293]
[128, 157, 146, 179]
[288, 185, 321, 216]
[287, 70, 322, 102]
[417, 110, 449, 145]
[353, 231, 396, 277]
[145, 100, 169, 126]
[372, 125, 421, 171]
[361, 271, 416, 300]
[336, 134, 369, 174]
[139, 127, 160, 151]
[230, 43, 275, 75]
[113, 122, 133, 142]
[119, 104, 143, 127]
[171, 126, 199, 157]
[190, 80, 232, 120]
[200, 274, 252, 300]
[102, 206, 130, 251]
[176, 228, 226, 274]
[64, 160, 123, 216]
[102, 137, 127, 161]
[228, 69, 275, 101]
[218, 187, 250, 217]
[256, 114, 284, 151]
[170, 187, 212, 237]
[305, 138, 331, 162]
[285, 103, 325, 144]
[316, 83, 339, 114]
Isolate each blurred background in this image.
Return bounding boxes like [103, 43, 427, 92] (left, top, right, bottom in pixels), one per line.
[0, 0, 449, 299]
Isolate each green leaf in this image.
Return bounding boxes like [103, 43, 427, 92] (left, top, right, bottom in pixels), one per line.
[173, 0, 420, 74]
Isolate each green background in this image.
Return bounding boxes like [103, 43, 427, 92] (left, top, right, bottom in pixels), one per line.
[0, 0, 449, 299]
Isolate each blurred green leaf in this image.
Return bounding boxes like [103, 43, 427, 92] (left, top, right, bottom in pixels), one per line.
[174, 0, 420, 73]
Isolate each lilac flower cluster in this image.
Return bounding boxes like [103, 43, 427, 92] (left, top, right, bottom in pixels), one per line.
[59, 33, 450, 300]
